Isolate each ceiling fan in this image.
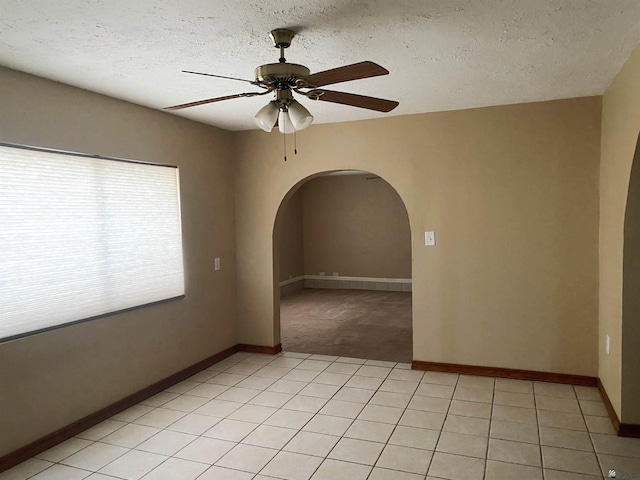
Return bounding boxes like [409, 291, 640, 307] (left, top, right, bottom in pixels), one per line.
[165, 29, 399, 133]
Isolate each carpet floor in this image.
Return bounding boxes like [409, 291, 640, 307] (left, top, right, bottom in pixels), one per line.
[280, 288, 412, 363]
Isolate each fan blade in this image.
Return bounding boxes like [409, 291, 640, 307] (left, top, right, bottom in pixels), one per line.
[164, 92, 259, 110]
[182, 70, 256, 84]
[306, 89, 399, 112]
[303, 61, 389, 88]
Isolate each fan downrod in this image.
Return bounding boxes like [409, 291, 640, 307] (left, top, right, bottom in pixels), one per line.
[270, 29, 295, 63]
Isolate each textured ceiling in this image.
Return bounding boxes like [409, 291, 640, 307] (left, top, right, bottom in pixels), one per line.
[1, 0, 640, 131]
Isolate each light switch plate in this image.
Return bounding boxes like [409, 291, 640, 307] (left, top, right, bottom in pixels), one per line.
[214, 257, 221, 271]
[425, 231, 436, 246]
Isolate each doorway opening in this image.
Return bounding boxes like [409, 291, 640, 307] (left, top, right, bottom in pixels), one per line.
[273, 170, 412, 362]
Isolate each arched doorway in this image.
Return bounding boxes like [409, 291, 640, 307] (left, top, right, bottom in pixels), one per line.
[621, 132, 640, 426]
[273, 170, 412, 362]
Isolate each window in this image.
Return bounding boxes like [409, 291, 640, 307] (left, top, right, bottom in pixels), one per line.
[0, 143, 185, 342]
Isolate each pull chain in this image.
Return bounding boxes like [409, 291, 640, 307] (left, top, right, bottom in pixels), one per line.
[283, 125, 287, 162]
[294, 129, 298, 155]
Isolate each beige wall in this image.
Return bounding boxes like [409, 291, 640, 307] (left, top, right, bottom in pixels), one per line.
[277, 189, 304, 282]
[301, 174, 411, 278]
[600, 43, 640, 422]
[234, 97, 601, 376]
[0, 67, 237, 456]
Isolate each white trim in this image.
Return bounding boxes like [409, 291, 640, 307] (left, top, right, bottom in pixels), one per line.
[280, 274, 411, 287]
[280, 275, 306, 286]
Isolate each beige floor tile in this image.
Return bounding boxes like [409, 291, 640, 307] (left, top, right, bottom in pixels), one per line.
[539, 427, 593, 451]
[428, 452, 485, 480]
[538, 410, 586, 431]
[490, 420, 539, 444]
[198, 465, 254, 479]
[235, 376, 277, 391]
[368, 467, 425, 479]
[161, 394, 210, 413]
[400, 409, 446, 430]
[494, 378, 533, 394]
[264, 409, 314, 429]
[313, 372, 351, 386]
[136, 430, 197, 456]
[282, 395, 328, 413]
[90, 424, 159, 449]
[60, 443, 129, 472]
[541, 446, 601, 476]
[457, 375, 495, 390]
[407, 395, 451, 413]
[299, 383, 340, 399]
[370, 391, 412, 408]
[186, 383, 230, 399]
[448, 399, 492, 419]
[584, 415, 616, 434]
[37, 438, 93, 463]
[215, 444, 278, 474]
[485, 459, 543, 480]
[493, 391, 535, 408]
[324, 363, 361, 375]
[356, 365, 392, 378]
[76, 420, 126, 441]
[598, 453, 640, 478]
[359, 404, 405, 424]
[335, 356, 367, 365]
[282, 369, 320, 383]
[344, 376, 385, 390]
[110, 405, 155, 423]
[0, 458, 53, 480]
[141, 392, 180, 407]
[261, 451, 324, 480]
[227, 404, 277, 423]
[310, 459, 371, 480]
[318, 399, 365, 418]
[379, 379, 419, 394]
[376, 444, 433, 475]
[436, 431, 488, 458]
[268, 357, 304, 369]
[30, 465, 92, 480]
[194, 399, 243, 418]
[254, 366, 291, 379]
[174, 437, 235, 464]
[284, 431, 340, 457]
[249, 391, 294, 408]
[533, 383, 575, 399]
[443, 414, 490, 437]
[242, 424, 297, 449]
[345, 419, 395, 443]
[573, 386, 602, 402]
[206, 373, 247, 387]
[165, 413, 220, 435]
[578, 400, 608, 417]
[333, 387, 375, 404]
[453, 386, 493, 403]
[591, 433, 640, 458]
[303, 414, 353, 436]
[415, 383, 455, 399]
[536, 395, 581, 414]
[99, 450, 167, 479]
[389, 425, 440, 450]
[388, 369, 425, 382]
[492, 405, 537, 425]
[543, 470, 602, 480]
[142, 457, 209, 480]
[266, 379, 307, 395]
[488, 438, 541, 467]
[328, 438, 385, 465]
[421, 371, 459, 386]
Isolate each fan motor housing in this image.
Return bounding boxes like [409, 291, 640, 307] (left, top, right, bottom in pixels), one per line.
[255, 63, 310, 86]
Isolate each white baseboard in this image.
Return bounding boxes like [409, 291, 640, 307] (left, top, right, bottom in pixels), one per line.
[279, 275, 412, 293]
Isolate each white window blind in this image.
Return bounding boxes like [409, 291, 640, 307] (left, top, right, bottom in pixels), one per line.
[0, 143, 185, 341]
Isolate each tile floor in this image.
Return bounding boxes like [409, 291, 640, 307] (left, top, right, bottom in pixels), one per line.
[2, 351, 640, 480]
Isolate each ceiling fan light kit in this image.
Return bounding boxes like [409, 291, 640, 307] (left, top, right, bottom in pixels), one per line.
[165, 28, 399, 138]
